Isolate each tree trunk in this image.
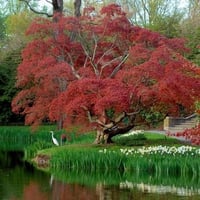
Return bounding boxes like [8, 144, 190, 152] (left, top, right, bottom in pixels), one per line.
[94, 125, 135, 144]
[57, 118, 63, 130]
[52, 0, 63, 14]
[74, 0, 81, 17]
[94, 130, 104, 144]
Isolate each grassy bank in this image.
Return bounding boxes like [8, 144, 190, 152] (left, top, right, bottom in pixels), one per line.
[1, 126, 199, 178]
[33, 131, 200, 178]
[45, 144, 200, 176]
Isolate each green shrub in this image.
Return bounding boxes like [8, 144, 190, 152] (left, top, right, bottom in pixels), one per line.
[112, 133, 146, 146]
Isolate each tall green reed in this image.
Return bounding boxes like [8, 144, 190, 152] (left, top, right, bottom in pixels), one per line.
[49, 146, 200, 180]
[50, 160, 200, 189]
[125, 154, 200, 177]
[0, 126, 55, 151]
[50, 146, 126, 172]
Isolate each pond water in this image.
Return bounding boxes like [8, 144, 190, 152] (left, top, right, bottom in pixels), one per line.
[1, 151, 200, 200]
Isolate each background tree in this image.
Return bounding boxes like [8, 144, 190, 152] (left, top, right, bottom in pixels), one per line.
[0, 50, 23, 124]
[0, 14, 6, 41]
[0, 0, 28, 14]
[19, 0, 82, 17]
[83, 0, 185, 38]
[12, 4, 200, 143]
[0, 1, 9, 58]
[0, 0, 36, 57]
[179, 0, 200, 65]
[119, 0, 184, 38]
[5, 11, 35, 51]
[0, 1, 35, 124]
[18, 0, 52, 16]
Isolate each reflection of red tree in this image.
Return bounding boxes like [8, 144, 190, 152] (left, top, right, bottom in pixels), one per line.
[23, 181, 50, 200]
[52, 181, 99, 200]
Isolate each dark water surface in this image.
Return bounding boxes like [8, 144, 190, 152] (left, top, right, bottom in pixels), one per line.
[1, 151, 200, 200]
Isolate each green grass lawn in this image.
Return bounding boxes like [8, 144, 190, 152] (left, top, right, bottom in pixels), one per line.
[143, 132, 184, 145]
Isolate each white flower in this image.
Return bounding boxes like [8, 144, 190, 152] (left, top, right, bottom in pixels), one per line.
[120, 129, 144, 137]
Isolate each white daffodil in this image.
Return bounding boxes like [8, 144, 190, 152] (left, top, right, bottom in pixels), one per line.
[120, 130, 144, 137]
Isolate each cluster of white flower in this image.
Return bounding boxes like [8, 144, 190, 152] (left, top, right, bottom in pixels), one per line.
[99, 149, 107, 153]
[120, 130, 144, 137]
[99, 145, 200, 156]
[120, 145, 198, 156]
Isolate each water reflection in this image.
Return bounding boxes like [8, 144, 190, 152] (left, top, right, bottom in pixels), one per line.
[120, 181, 200, 196]
[51, 169, 200, 199]
[0, 151, 51, 200]
[1, 151, 200, 200]
[50, 181, 200, 200]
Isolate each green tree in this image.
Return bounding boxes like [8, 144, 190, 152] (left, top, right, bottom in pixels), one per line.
[0, 50, 23, 124]
[0, 1, 35, 123]
[0, 0, 36, 57]
[179, 0, 200, 65]
[118, 0, 184, 38]
[1, 0, 27, 14]
[0, 14, 6, 40]
[4, 11, 35, 51]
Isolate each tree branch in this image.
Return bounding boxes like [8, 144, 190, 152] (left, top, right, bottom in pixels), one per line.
[96, 39, 117, 66]
[68, 62, 81, 80]
[79, 33, 100, 76]
[101, 55, 123, 69]
[19, 0, 53, 17]
[126, 110, 140, 116]
[109, 53, 129, 78]
[45, 0, 52, 4]
[82, 105, 140, 135]
[82, 106, 113, 128]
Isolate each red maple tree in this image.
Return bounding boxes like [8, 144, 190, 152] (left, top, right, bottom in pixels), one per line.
[12, 4, 200, 143]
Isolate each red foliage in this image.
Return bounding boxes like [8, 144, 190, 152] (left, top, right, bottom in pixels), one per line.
[12, 4, 200, 131]
[100, 3, 126, 17]
[169, 125, 200, 145]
